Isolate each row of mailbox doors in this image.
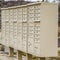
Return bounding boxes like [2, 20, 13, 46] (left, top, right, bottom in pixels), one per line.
[1, 21, 40, 56]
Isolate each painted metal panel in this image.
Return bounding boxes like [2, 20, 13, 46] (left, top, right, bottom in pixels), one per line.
[22, 22, 27, 52]
[13, 21, 18, 49]
[1, 3, 58, 57]
[17, 22, 22, 50]
[28, 22, 34, 54]
[5, 22, 10, 47]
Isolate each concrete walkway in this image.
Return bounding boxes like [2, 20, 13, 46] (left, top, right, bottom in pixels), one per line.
[0, 51, 60, 60]
[0, 54, 16, 60]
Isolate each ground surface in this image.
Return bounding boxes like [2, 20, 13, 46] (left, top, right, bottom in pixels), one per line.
[0, 51, 16, 60]
[0, 54, 16, 60]
[0, 51, 60, 60]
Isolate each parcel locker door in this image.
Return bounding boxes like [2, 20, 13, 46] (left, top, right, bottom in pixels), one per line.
[17, 22, 22, 51]
[9, 9, 14, 21]
[5, 10, 10, 47]
[13, 9, 18, 49]
[22, 8, 27, 22]
[1, 10, 6, 45]
[34, 5, 40, 21]
[22, 22, 27, 52]
[28, 22, 34, 54]
[9, 9, 14, 47]
[17, 8, 22, 22]
[17, 8, 22, 51]
[34, 22, 40, 56]
[1, 22, 5, 45]
[1, 10, 6, 23]
[9, 22, 14, 47]
[13, 21, 18, 49]
[28, 6, 35, 22]
[13, 9, 18, 21]
[5, 21, 10, 47]
[5, 10, 9, 21]
[1, 23, 5, 45]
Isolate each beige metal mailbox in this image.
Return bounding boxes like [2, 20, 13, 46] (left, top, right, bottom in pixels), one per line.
[1, 2, 58, 57]
[1, 10, 5, 46]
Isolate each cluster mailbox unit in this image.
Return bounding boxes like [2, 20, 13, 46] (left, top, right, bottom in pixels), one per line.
[1, 2, 58, 57]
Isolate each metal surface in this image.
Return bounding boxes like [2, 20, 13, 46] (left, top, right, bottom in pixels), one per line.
[1, 2, 58, 57]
